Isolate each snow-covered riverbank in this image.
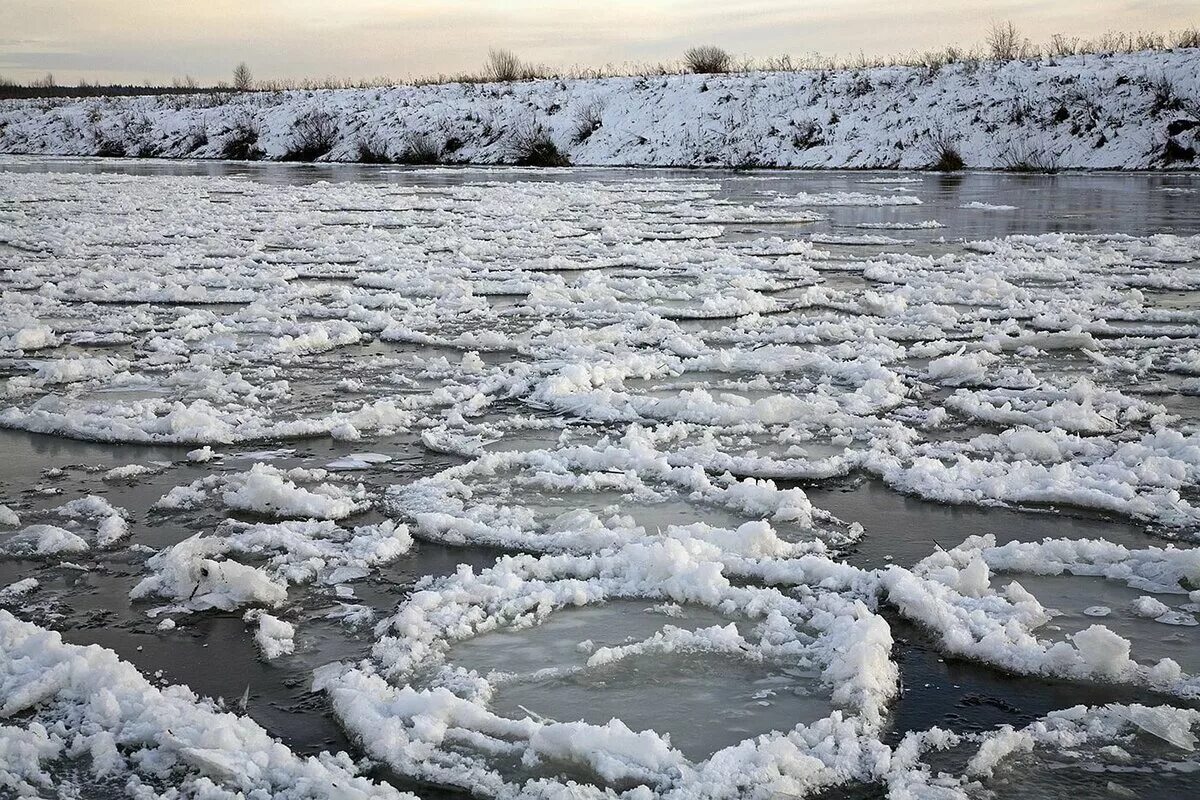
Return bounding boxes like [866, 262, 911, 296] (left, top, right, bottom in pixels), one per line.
[1, 48, 1198, 169]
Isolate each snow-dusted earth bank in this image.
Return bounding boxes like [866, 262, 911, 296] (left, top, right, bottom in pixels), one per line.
[2, 156, 1200, 799]
[2, 48, 1200, 169]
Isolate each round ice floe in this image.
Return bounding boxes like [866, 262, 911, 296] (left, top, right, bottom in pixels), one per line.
[942, 379, 1158, 435]
[0, 495, 129, 556]
[392, 425, 863, 558]
[883, 535, 1200, 697]
[220, 463, 371, 520]
[523, 344, 909, 427]
[322, 539, 893, 798]
[157, 463, 372, 521]
[886, 703, 1200, 799]
[0, 394, 415, 445]
[130, 518, 411, 613]
[868, 426, 1200, 530]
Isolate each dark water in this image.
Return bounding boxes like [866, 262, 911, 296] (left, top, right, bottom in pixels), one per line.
[2, 155, 1197, 238]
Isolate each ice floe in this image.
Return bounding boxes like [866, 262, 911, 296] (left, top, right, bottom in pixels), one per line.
[0, 611, 412, 798]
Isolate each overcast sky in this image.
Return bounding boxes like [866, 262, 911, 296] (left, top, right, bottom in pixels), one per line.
[3, 1, 1197, 85]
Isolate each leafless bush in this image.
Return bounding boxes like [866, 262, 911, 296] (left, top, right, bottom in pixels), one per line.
[925, 123, 965, 170]
[91, 127, 126, 157]
[790, 119, 824, 150]
[221, 118, 262, 160]
[355, 136, 391, 163]
[397, 133, 443, 165]
[1135, 32, 1166, 51]
[998, 138, 1059, 172]
[1048, 34, 1081, 57]
[684, 46, 732, 74]
[571, 98, 605, 143]
[846, 72, 873, 97]
[1064, 86, 1102, 126]
[484, 48, 543, 82]
[509, 122, 570, 166]
[124, 114, 157, 157]
[1148, 72, 1183, 113]
[182, 123, 208, 154]
[283, 109, 339, 160]
[763, 54, 795, 72]
[1162, 135, 1196, 166]
[986, 21, 1028, 61]
[1174, 27, 1200, 49]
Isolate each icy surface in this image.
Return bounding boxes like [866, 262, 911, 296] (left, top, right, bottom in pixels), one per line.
[2, 159, 1200, 798]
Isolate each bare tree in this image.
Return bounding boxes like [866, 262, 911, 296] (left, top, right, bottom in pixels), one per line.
[233, 62, 253, 91]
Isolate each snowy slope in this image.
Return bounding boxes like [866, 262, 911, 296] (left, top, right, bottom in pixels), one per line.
[1, 48, 1198, 169]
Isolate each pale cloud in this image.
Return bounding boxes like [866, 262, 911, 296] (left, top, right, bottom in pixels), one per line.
[1, 0, 1196, 84]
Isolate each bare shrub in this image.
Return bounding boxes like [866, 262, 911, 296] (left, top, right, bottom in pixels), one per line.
[510, 123, 570, 166]
[998, 139, 1059, 172]
[684, 46, 732, 74]
[571, 98, 605, 144]
[397, 133, 443, 165]
[356, 136, 392, 164]
[233, 62, 253, 91]
[183, 123, 208, 155]
[1162, 136, 1196, 166]
[1048, 34, 1081, 57]
[846, 72, 873, 97]
[1135, 32, 1166, 51]
[1148, 72, 1183, 113]
[925, 123, 965, 170]
[1173, 27, 1200, 49]
[791, 119, 824, 150]
[92, 129, 126, 157]
[221, 118, 262, 160]
[284, 110, 339, 160]
[485, 49, 525, 82]
[764, 54, 795, 72]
